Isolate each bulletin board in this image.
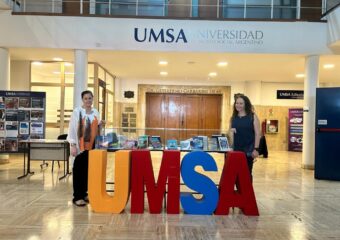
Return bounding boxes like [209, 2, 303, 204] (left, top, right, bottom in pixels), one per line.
[0, 91, 46, 153]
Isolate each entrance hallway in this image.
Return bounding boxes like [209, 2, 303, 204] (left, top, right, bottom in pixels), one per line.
[0, 151, 340, 239]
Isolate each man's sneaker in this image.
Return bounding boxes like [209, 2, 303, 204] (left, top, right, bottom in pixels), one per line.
[73, 199, 86, 207]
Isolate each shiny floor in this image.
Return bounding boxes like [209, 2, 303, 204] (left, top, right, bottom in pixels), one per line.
[1, 151, 340, 240]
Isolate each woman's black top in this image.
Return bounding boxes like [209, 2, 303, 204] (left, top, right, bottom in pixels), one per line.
[231, 114, 255, 156]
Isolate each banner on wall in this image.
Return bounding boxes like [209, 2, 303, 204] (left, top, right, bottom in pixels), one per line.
[0, 91, 46, 153]
[288, 108, 303, 152]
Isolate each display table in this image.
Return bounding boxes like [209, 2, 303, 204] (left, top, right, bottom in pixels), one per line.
[18, 139, 71, 180]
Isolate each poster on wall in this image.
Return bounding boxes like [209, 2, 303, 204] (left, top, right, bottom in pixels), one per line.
[0, 91, 46, 153]
[288, 108, 303, 152]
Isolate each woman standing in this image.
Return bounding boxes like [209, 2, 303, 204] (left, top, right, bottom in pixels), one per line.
[230, 95, 261, 181]
[67, 90, 103, 207]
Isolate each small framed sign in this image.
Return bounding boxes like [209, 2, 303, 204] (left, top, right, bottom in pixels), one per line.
[277, 90, 303, 100]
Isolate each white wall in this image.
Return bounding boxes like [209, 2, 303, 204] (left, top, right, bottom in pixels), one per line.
[0, 12, 331, 54]
[244, 81, 262, 105]
[260, 82, 304, 106]
[115, 77, 304, 107]
[10, 60, 30, 91]
[116, 77, 227, 103]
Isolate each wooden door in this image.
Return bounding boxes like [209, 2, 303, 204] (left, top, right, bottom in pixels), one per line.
[164, 95, 182, 142]
[146, 94, 164, 139]
[181, 95, 201, 139]
[146, 93, 222, 143]
[201, 95, 222, 136]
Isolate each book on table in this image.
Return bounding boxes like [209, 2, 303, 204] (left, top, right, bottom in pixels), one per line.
[138, 135, 148, 149]
[191, 136, 204, 150]
[150, 136, 162, 149]
[167, 139, 178, 150]
[218, 136, 229, 151]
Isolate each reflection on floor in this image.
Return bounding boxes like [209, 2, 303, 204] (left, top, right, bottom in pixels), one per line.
[1, 151, 340, 239]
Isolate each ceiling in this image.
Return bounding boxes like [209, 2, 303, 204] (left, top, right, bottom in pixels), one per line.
[9, 48, 340, 84]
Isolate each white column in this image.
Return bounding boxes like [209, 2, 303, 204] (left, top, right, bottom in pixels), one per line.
[73, 49, 88, 108]
[302, 55, 319, 169]
[0, 48, 10, 163]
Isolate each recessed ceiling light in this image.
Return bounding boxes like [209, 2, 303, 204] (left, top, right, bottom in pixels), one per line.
[32, 61, 43, 66]
[64, 62, 73, 66]
[217, 62, 228, 67]
[53, 71, 61, 74]
[208, 72, 217, 77]
[53, 57, 63, 61]
[295, 74, 305, 78]
[323, 64, 335, 69]
[160, 71, 168, 76]
[159, 61, 168, 65]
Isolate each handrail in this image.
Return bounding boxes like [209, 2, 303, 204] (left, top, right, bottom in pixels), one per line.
[9, 0, 324, 21]
[322, 2, 340, 17]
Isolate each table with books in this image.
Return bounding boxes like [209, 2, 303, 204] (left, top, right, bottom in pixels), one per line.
[96, 133, 231, 200]
[96, 133, 231, 153]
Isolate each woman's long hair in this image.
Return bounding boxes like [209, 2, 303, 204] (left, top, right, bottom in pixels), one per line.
[232, 95, 254, 119]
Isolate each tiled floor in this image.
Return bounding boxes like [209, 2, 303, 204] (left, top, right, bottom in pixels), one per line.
[1, 151, 340, 239]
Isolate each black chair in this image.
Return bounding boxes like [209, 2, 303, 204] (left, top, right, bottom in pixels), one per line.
[51, 134, 69, 172]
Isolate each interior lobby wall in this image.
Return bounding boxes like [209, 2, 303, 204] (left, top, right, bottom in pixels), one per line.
[10, 60, 30, 91]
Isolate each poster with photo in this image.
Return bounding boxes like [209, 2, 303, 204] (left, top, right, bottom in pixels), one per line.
[19, 97, 31, 109]
[5, 121, 18, 138]
[19, 122, 30, 135]
[30, 122, 43, 135]
[5, 110, 18, 121]
[31, 110, 44, 121]
[0, 122, 5, 137]
[288, 108, 303, 152]
[31, 98, 44, 109]
[17, 110, 30, 121]
[0, 97, 5, 108]
[0, 109, 5, 121]
[5, 138, 18, 152]
[0, 138, 4, 151]
[5, 97, 19, 109]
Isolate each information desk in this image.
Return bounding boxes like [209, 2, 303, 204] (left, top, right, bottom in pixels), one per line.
[18, 139, 71, 180]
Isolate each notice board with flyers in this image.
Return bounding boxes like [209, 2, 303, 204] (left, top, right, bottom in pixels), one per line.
[0, 91, 46, 153]
[288, 108, 303, 152]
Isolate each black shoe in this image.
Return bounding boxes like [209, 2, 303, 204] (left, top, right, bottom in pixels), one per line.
[73, 199, 86, 207]
[84, 196, 89, 203]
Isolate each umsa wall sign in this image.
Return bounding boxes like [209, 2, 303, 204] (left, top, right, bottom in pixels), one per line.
[88, 150, 259, 216]
[277, 90, 304, 100]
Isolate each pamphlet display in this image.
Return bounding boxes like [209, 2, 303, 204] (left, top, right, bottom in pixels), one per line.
[0, 91, 46, 153]
[288, 108, 303, 152]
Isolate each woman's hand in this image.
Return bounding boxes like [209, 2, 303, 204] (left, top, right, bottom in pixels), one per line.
[252, 149, 259, 159]
[230, 128, 237, 134]
[70, 145, 77, 157]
